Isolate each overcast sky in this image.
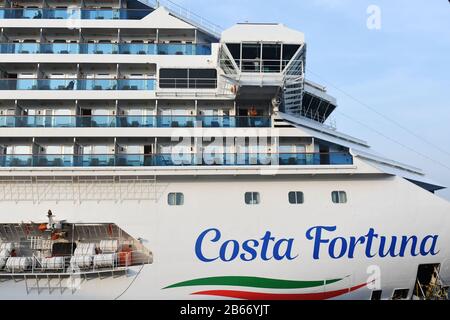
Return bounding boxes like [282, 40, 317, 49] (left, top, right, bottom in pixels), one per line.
[170, 0, 450, 200]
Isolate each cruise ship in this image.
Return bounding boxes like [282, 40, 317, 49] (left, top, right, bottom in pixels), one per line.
[0, 0, 448, 300]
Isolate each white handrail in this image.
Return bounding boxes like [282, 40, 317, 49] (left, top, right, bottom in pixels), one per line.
[142, 0, 223, 38]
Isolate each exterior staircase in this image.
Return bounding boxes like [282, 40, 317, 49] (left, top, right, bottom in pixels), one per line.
[282, 45, 306, 115]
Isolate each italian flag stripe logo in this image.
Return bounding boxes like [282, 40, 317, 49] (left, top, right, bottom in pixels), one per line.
[191, 283, 367, 300]
[164, 276, 342, 290]
[164, 276, 368, 300]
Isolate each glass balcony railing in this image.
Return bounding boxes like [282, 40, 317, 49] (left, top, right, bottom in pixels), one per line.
[0, 155, 33, 167]
[78, 79, 117, 91]
[117, 79, 156, 91]
[34, 155, 75, 167]
[115, 154, 149, 167]
[81, 9, 121, 20]
[0, 116, 272, 128]
[0, 43, 212, 56]
[14, 115, 76, 128]
[200, 116, 271, 128]
[74, 154, 116, 167]
[116, 116, 157, 128]
[116, 116, 271, 128]
[0, 8, 152, 20]
[2, 43, 40, 54]
[81, 43, 118, 55]
[41, 43, 80, 54]
[77, 116, 116, 128]
[0, 153, 354, 167]
[0, 79, 157, 91]
[278, 153, 354, 165]
[119, 43, 155, 55]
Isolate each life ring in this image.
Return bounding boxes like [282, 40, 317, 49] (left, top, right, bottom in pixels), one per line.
[230, 85, 237, 94]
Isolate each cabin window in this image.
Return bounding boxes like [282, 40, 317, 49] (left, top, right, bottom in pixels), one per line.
[331, 191, 347, 204]
[159, 68, 217, 89]
[168, 193, 184, 206]
[282, 44, 301, 61]
[226, 43, 241, 60]
[392, 289, 409, 300]
[288, 191, 304, 204]
[371, 290, 382, 300]
[245, 192, 260, 205]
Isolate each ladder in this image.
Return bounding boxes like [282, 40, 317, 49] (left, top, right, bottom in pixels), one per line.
[415, 266, 448, 300]
[282, 47, 305, 115]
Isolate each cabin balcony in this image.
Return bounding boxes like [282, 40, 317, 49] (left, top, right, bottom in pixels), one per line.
[0, 63, 157, 91]
[0, 43, 212, 56]
[0, 115, 272, 128]
[0, 25, 214, 56]
[0, 140, 33, 166]
[0, 78, 156, 91]
[0, 8, 152, 20]
[0, 136, 353, 167]
[0, 99, 272, 129]
[0, 152, 354, 168]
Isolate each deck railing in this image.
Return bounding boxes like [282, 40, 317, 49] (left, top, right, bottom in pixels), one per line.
[0, 43, 212, 56]
[0, 8, 152, 20]
[0, 78, 156, 91]
[143, 0, 223, 38]
[0, 152, 354, 167]
[0, 115, 271, 128]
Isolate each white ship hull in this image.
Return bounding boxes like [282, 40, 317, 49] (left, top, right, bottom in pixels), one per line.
[1, 175, 449, 300]
[0, 1, 447, 302]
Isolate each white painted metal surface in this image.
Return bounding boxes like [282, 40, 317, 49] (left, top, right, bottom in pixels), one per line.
[0, 0, 447, 301]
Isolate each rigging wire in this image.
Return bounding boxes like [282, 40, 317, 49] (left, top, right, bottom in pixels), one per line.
[305, 68, 450, 173]
[334, 110, 450, 172]
[306, 68, 450, 158]
[114, 265, 145, 300]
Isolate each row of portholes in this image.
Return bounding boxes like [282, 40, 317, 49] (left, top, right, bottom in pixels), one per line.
[167, 191, 348, 206]
[372, 288, 410, 300]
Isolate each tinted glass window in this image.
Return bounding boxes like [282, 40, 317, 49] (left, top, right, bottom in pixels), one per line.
[226, 43, 241, 59]
[332, 191, 347, 204]
[282, 44, 301, 61]
[392, 289, 409, 300]
[245, 192, 260, 205]
[159, 69, 217, 89]
[168, 193, 184, 206]
[288, 191, 304, 204]
[371, 290, 382, 300]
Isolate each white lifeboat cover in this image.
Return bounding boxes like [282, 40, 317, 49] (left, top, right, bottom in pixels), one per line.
[74, 243, 96, 256]
[70, 255, 93, 269]
[6, 257, 32, 272]
[42, 257, 65, 270]
[93, 254, 117, 268]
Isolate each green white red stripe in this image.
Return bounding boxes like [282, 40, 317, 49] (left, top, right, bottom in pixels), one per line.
[164, 276, 368, 300]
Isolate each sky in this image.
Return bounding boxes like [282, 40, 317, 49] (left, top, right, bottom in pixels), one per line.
[168, 0, 450, 200]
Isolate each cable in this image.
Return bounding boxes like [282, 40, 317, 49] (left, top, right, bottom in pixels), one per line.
[306, 68, 450, 158]
[114, 265, 145, 300]
[335, 110, 450, 172]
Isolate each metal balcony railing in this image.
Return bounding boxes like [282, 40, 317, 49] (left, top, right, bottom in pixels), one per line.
[219, 58, 298, 74]
[0, 43, 212, 56]
[0, 78, 156, 91]
[159, 78, 218, 89]
[0, 115, 271, 128]
[0, 8, 152, 20]
[0, 152, 354, 168]
[143, 0, 223, 38]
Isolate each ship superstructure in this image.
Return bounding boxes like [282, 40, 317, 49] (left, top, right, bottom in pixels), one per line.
[0, 0, 448, 300]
